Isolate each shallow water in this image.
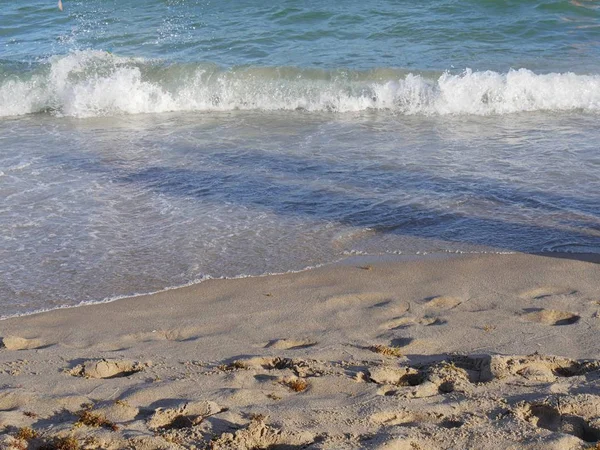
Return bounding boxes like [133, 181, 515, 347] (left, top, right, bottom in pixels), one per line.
[1, 0, 599, 317]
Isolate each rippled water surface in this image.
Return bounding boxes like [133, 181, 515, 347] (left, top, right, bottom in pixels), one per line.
[1, 0, 599, 316]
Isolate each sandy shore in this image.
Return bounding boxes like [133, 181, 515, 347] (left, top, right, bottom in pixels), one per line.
[1, 253, 599, 449]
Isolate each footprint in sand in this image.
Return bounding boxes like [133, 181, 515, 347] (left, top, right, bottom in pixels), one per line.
[264, 338, 317, 350]
[122, 327, 200, 343]
[421, 296, 462, 310]
[148, 401, 222, 430]
[369, 366, 424, 386]
[95, 400, 139, 422]
[370, 410, 463, 429]
[520, 396, 600, 443]
[519, 287, 578, 300]
[380, 316, 445, 330]
[492, 354, 600, 383]
[521, 309, 580, 326]
[369, 355, 494, 398]
[324, 292, 394, 309]
[0, 336, 45, 350]
[69, 359, 147, 379]
[210, 417, 314, 449]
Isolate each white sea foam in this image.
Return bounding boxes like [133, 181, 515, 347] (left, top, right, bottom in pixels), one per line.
[2, 51, 600, 118]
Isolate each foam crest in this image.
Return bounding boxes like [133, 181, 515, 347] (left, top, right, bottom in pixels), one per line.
[2, 51, 600, 118]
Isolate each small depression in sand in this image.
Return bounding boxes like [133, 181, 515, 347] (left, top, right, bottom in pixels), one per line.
[211, 418, 315, 449]
[148, 401, 221, 430]
[264, 338, 317, 350]
[371, 410, 464, 429]
[369, 366, 424, 386]
[519, 287, 578, 300]
[521, 309, 580, 326]
[524, 400, 600, 443]
[324, 292, 396, 309]
[421, 296, 462, 310]
[381, 316, 446, 330]
[70, 359, 146, 379]
[0, 336, 45, 351]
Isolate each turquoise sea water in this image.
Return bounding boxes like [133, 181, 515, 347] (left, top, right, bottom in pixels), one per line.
[1, 0, 599, 316]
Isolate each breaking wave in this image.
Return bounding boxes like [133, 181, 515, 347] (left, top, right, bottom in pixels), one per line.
[2, 50, 600, 118]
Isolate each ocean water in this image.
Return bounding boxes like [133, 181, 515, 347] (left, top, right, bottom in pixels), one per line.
[1, 0, 599, 317]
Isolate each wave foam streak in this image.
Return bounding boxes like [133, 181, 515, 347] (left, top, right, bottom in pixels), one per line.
[2, 51, 600, 118]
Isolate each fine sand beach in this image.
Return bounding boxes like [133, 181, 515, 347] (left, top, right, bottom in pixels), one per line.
[1, 253, 599, 449]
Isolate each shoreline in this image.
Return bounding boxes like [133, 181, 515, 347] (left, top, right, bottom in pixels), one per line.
[4, 251, 598, 322]
[0, 251, 468, 321]
[1, 252, 599, 449]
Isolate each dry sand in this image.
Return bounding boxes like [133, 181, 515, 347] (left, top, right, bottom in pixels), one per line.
[0, 253, 599, 449]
